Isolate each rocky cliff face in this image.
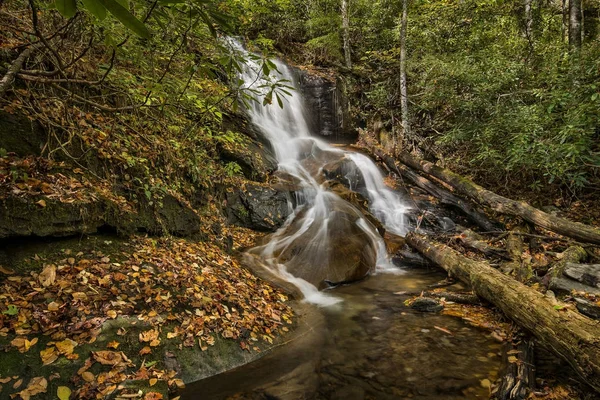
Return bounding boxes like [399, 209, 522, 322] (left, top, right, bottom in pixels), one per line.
[298, 73, 355, 141]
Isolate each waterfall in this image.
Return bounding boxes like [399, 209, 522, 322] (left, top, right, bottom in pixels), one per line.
[229, 39, 409, 305]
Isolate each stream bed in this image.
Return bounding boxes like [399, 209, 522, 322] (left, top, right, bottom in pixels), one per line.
[183, 268, 503, 400]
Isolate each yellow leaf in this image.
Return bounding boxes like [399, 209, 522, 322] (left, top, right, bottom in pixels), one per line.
[72, 292, 88, 301]
[57, 386, 71, 400]
[41, 347, 58, 365]
[55, 339, 76, 355]
[48, 302, 60, 311]
[149, 378, 157, 387]
[36, 199, 46, 208]
[107, 341, 120, 349]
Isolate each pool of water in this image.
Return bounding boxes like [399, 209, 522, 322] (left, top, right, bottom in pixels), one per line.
[182, 268, 503, 399]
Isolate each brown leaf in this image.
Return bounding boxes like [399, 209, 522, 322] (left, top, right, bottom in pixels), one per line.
[35, 199, 46, 208]
[92, 350, 124, 366]
[144, 392, 163, 400]
[139, 346, 152, 356]
[16, 377, 47, 400]
[38, 264, 56, 287]
[0, 265, 14, 275]
[81, 371, 95, 383]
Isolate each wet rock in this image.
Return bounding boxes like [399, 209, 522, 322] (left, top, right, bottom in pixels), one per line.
[322, 158, 365, 191]
[0, 193, 202, 239]
[225, 183, 292, 231]
[332, 385, 365, 400]
[322, 180, 384, 236]
[218, 137, 277, 183]
[0, 110, 47, 156]
[298, 72, 355, 140]
[410, 297, 443, 313]
[272, 197, 378, 288]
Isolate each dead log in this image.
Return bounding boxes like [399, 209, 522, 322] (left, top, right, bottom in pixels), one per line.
[397, 151, 600, 245]
[545, 246, 587, 292]
[564, 263, 600, 288]
[392, 249, 433, 269]
[405, 232, 600, 392]
[575, 298, 600, 320]
[401, 290, 481, 305]
[372, 147, 498, 231]
[457, 227, 512, 260]
[549, 277, 600, 296]
[492, 340, 535, 400]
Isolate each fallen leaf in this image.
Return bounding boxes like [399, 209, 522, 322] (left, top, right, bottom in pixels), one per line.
[107, 341, 120, 349]
[41, 347, 59, 365]
[57, 386, 71, 400]
[139, 346, 152, 356]
[81, 372, 95, 383]
[47, 302, 60, 312]
[433, 326, 453, 335]
[0, 265, 14, 275]
[480, 378, 491, 388]
[92, 350, 124, 366]
[149, 378, 157, 387]
[72, 292, 88, 301]
[36, 199, 46, 208]
[144, 392, 163, 400]
[139, 330, 159, 343]
[16, 376, 47, 399]
[55, 339, 77, 355]
[38, 264, 56, 287]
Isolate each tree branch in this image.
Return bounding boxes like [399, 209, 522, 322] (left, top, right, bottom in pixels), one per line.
[0, 43, 44, 98]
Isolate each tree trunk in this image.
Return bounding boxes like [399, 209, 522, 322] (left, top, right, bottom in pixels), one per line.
[396, 151, 600, 245]
[524, 0, 534, 43]
[341, 0, 352, 69]
[399, 0, 410, 142]
[405, 232, 600, 393]
[569, 0, 582, 47]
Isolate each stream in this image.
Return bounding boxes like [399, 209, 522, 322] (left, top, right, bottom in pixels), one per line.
[185, 40, 504, 399]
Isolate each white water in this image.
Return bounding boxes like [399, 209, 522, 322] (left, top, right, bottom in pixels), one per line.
[230, 39, 409, 305]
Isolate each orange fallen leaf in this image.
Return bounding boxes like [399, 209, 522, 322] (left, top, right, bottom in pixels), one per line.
[107, 341, 120, 349]
[139, 346, 152, 356]
[144, 392, 163, 400]
[149, 378, 157, 387]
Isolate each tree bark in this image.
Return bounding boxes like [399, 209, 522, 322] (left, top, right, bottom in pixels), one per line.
[493, 340, 535, 400]
[396, 151, 600, 245]
[0, 43, 43, 98]
[341, 0, 352, 69]
[524, 0, 534, 43]
[569, 0, 582, 47]
[406, 232, 600, 393]
[399, 0, 410, 141]
[373, 147, 498, 231]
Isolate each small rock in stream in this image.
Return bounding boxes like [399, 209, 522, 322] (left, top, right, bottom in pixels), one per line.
[411, 297, 443, 313]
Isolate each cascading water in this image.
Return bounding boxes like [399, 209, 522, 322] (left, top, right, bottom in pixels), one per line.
[229, 39, 409, 305]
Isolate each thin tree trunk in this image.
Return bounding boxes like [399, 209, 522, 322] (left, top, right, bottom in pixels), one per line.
[399, 0, 410, 143]
[569, 0, 582, 47]
[524, 0, 534, 44]
[341, 0, 352, 68]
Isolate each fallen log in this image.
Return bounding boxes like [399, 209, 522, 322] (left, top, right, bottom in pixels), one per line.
[564, 263, 600, 288]
[372, 147, 498, 231]
[457, 227, 512, 260]
[493, 340, 535, 400]
[392, 249, 434, 269]
[405, 232, 600, 392]
[397, 151, 600, 245]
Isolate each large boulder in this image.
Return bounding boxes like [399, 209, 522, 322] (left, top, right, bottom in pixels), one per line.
[225, 183, 292, 231]
[259, 192, 379, 289]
